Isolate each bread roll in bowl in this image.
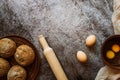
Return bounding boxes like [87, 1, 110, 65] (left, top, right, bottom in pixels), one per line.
[14, 45, 35, 66]
[0, 38, 16, 58]
[7, 65, 27, 80]
[0, 58, 10, 77]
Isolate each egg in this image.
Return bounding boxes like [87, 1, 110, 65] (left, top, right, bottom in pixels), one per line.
[85, 34, 96, 47]
[77, 51, 87, 63]
[112, 44, 120, 53]
[106, 50, 115, 59]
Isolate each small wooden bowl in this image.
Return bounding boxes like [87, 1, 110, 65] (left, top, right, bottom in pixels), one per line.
[101, 35, 120, 69]
[0, 35, 41, 80]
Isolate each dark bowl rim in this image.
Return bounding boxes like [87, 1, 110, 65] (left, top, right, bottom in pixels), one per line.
[101, 35, 120, 69]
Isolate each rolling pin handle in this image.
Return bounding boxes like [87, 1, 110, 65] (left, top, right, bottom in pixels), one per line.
[38, 35, 49, 50]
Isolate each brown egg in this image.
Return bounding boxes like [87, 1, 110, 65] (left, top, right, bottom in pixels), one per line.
[7, 65, 27, 80]
[0, 58, 10, 77]
[85, 35, 96, 47]
[77, 51, 87, 63]
[14, 45, 35, 66]
[0, 38, 16, 58]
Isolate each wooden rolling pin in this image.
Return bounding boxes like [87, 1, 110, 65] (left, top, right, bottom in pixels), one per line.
[38, 35, 68, 80]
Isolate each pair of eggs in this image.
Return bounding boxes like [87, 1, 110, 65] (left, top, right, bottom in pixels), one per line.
[77, 35, 96, 63]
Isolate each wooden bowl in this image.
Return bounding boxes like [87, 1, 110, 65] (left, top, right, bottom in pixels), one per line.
[101, 35, 120, 69]
[0, 35, 41, 80]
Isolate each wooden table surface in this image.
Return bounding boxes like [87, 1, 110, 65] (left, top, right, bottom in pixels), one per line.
[0, 0, 114, 80]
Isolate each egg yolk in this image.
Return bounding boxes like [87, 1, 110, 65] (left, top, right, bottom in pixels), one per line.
[112, 44, 120, 53]
[106, 50, 115, 59]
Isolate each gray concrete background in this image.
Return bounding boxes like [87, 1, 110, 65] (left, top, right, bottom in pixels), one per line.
[0, 0, 114, 80]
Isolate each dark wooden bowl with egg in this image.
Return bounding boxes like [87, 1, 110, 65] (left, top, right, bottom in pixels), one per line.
[101, 35, 120, 69]
[0, 35, 40, 80]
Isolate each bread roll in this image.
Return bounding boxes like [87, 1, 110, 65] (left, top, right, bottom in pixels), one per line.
[0, 38, 16, 58]
[7, 65, 27, 80]
[14, 45, 35, 66]
[0, 58, 10, 77]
